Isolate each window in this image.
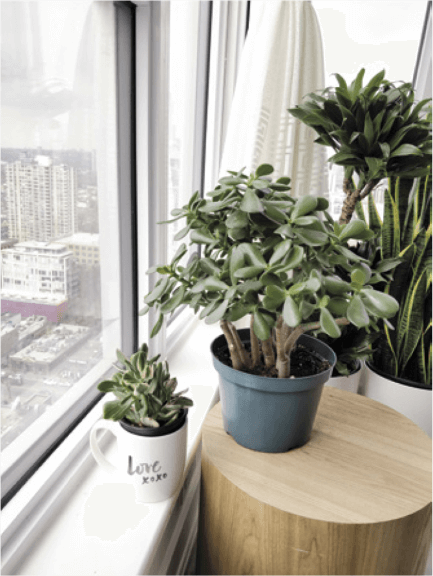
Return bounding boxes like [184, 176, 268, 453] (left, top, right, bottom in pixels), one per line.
[1, 1, 131, 504]
[2, 4, 250, 568]
[313, 1, 428, 219]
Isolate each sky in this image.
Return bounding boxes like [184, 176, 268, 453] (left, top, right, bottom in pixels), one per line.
[1, 0, 429, 151]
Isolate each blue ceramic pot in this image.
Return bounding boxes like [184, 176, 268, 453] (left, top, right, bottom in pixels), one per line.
[211, 329, 337, 453]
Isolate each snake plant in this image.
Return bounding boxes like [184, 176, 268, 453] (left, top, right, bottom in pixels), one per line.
[361, 172, 432, 386]
[97, 343, 193, 427]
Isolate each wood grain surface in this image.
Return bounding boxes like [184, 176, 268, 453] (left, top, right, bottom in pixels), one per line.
[197, 387, 432, 575]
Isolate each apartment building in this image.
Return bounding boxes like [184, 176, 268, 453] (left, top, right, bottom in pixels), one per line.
[5, 156, 77, 242]
[61, 233, 100, 266]
[1, 242, 79, 322]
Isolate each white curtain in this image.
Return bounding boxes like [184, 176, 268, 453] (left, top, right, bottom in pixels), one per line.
[219, 0, 329, 198]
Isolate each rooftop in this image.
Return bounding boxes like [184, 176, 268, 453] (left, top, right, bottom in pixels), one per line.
[10, 324, 89, 365]
[61, 233, 99, 247]
[2, 241, 71, 255]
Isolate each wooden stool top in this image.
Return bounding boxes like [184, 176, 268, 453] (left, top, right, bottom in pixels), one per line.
[202, 387, 432, 524]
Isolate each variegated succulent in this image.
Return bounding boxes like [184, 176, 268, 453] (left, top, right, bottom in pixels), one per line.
[98, 343, 193, 428]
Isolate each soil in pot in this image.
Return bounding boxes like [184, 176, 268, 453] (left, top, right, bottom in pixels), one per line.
[215, 340, 330, 378]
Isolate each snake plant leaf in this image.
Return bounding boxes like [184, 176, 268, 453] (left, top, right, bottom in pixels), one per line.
[320, 308, 342, 338]
[347, 295, 370, 327]
[382, 187, 399, 259]
[398, 269, 427, 371]
[417, 333, 428, 386]
[283, 295, 302, 327]
[240, 188, 264, 213]
[368, 194, 382, 233]
[355, 200, 367, 223]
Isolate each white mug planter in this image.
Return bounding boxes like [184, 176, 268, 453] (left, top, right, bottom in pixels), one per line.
[326, 360, 362, 394]
[90, 410, 188, 503]
[363, 363, 432, 438]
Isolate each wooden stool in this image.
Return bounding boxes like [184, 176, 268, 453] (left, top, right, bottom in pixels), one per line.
[197, 387, 432, 575]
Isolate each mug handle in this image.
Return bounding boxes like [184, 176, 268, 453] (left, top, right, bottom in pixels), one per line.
[90, 419, 120, 474]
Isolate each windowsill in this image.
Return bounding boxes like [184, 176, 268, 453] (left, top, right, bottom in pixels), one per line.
[3, 317, 222, 576]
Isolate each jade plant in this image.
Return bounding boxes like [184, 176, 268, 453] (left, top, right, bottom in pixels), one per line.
[141, 165, 400, 379]
[97, 343, 193, 427]
[288, 69, 432, 224]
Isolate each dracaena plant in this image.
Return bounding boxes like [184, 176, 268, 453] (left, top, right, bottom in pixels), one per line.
[288, 69, 432, 225]
[141, 165, 400, 379]
[98, 343, 193, 428]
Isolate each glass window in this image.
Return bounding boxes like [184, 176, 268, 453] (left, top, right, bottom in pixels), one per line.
[1, 1, 122, 495]
[167, 1, 201, 262]
[312, 1, 427, 219]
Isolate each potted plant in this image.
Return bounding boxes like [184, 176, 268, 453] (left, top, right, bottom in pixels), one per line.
[288, 68, 431, 224]
[141, 165, 399, 453]
[90, 343, 193, 502]
[363, 171, 432, 436]
[288, 70, 432, 433]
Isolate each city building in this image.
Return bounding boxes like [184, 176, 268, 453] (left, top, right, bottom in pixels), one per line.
[9, 324, 90, 375]
[61, 233, 100, 266]
[4, 156, 77, 242]
[1, 312, 21, 363]
[1, 241, 79, 322]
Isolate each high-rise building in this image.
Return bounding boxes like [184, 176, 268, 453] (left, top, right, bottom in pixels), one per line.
[1, 241, 79, 322]
[5, 156, 77, 242]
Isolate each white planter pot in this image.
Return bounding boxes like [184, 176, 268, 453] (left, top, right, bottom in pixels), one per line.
[326, 360, 362, 394]
[363, 362, 432, 438]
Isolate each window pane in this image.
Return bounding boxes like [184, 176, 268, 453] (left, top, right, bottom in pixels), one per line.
[312, 1, 427, 219]
[167, 2, 200, 262]
[1, 2, 121, 455]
